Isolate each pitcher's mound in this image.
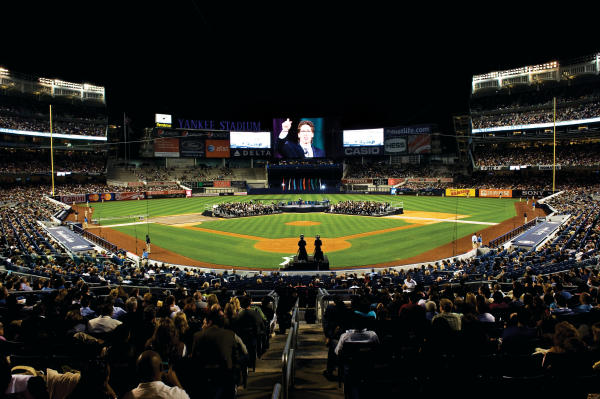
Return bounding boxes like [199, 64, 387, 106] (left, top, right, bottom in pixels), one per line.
[285, 221, 321, 226]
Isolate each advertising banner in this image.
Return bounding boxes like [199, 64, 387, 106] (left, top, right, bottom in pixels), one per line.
[60, 194, 87, 204]
[47, 226, 95, 252]
[231, 181, 246, 188]
[186, 190, 192, 198]
[384, 125, 433, 135]
[479, 166, 505, 171]
[373, 178, 388, 185]
[205, 139, 230, 158]
[446, 188, 476, 197]
[87, 193, 116, 202]
[406, 178, 454, 183]
[146, 190, 186, 196]
[342, 179, 373, 184]
[127, 182, 145, 187]
[384, 137, 407, 155]
[388, 178, 405, 186]
[479, 189, 513, 198]
[154, 138, 180, 157]
[179, 137, 205, 158]
[408, 135, 431, 154]
[213, 180, 231, 188]
[514, 190, 555, 198]
[343, 146, 384, 156]
[115, 192, 146, 201]
[538, 165, 561, 170]
[230, 148, 272, 157]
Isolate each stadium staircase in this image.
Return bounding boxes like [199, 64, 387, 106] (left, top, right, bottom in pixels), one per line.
[238, 322, 342, 399]
[288, 322, 342, 399]
[106, 162, 139, 182]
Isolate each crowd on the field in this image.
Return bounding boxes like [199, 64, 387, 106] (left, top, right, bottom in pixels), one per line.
[328, 200, 392, 216]
[213, 201, 279, 218]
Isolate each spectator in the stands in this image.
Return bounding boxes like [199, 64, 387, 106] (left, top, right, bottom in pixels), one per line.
[122, 350, 189, 399]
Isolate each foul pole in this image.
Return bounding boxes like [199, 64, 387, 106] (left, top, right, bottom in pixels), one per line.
[553, 97, 556, 192]
[50, 105, 55, 196]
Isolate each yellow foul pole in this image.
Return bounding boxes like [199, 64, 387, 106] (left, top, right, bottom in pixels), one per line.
[552, 97, 556, 192]
[50, 105, 55, 196]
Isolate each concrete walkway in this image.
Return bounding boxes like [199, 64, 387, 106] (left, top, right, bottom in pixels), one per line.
[237, 322, 343, 399]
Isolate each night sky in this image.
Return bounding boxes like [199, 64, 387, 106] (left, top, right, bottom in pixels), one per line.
[2, 3, 598, 135]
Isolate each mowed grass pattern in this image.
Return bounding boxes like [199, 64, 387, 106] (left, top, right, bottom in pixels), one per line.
[92, 195, 520, 268]
[197, 213, 410, 239]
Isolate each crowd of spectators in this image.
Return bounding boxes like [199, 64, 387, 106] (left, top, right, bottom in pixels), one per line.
[475, 143, 600, 167]
[344, 161, 449, 179]
[328, 201, 392, 216]
[0, 268, 289, 398]
[1, 180, 600, 396]
[213, 201, 279, 218]
[0, 105, 106, 137]
[0, 149, 106, 174]
[472, 101, 600, 129]
[130, 166, 234, 183]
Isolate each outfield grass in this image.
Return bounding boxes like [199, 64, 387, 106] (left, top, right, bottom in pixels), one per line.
[90, 195, 517, 225]
[94, 195, 519, 269]
[197, 213, 411, 238]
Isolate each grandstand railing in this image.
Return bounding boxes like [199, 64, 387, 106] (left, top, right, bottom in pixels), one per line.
[316, 288, 329, 324]
[72, 225, 118, 253]
[488, 217, 540, 249]
[281, 299, 299, 399]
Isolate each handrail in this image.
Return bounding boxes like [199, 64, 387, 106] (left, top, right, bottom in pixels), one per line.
[271, 383, 282, 399]
[280, 299, 299, 399]
[316, 288, 330, 324]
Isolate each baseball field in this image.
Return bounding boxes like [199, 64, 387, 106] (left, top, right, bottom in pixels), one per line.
[81, 195, 540, 270]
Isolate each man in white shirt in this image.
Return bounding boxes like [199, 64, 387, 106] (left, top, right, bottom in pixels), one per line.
[335, 315, 379, 356]
[472, 233, 478, 249]
[123, 350, 189, 399]
[87, 302, 122, 334]
[403, 274, 417, 293]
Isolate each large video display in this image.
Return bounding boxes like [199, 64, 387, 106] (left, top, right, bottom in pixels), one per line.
[230, 131, 271, 149]
[272, 117, 327, 159]
[343, 129, 384, 147]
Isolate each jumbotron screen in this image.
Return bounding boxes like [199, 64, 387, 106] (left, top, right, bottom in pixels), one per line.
[272, 117, 327, 159]
[230, 131, 271, 149]
[343, 128, 384, 147]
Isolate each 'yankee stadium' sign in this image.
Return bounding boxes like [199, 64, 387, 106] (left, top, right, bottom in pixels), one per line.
[176, 119, 263, 131]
